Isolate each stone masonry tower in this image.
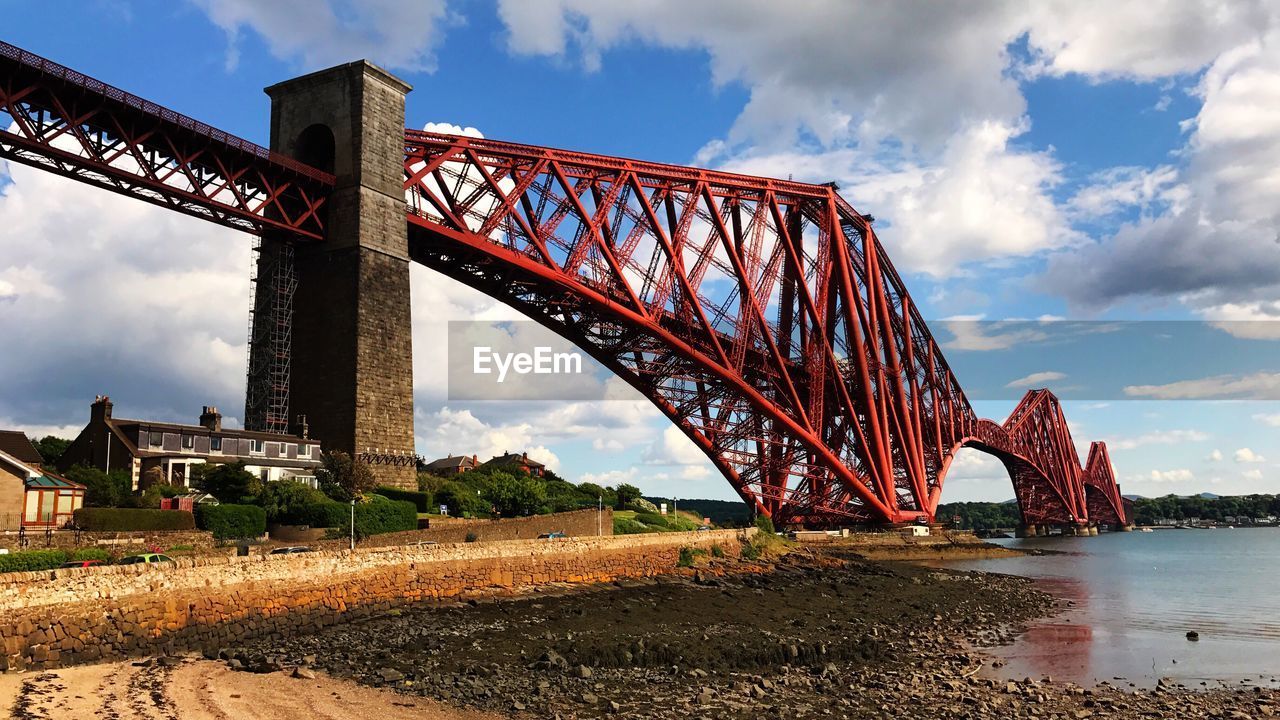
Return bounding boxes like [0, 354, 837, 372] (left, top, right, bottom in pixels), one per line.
[249, 61, 417, 490]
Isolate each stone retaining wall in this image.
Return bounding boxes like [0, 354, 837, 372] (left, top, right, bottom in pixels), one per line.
[356, 507, 612, 547]
[0, 529, 218, 554]
[0, 529, 752, 671]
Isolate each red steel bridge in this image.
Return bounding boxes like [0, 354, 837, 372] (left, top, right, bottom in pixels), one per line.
[0, 41, 1128, 530]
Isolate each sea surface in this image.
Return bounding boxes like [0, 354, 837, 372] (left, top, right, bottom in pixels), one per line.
[931, 528, 1280, 689]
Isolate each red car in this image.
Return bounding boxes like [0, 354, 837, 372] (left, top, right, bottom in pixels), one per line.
[59, 559, 105, 568]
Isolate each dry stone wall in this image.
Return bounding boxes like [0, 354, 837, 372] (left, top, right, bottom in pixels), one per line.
[0, 529, 751, 671]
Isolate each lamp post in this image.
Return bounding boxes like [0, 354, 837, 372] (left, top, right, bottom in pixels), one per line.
[349, 498, 355, 551]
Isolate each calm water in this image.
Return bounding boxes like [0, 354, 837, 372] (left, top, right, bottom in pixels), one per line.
[933, 528, 1280, 689]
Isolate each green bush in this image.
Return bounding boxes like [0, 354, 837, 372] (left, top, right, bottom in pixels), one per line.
[613, 517, 648, 535]
[305, 499, 417, 539]
[435, 481, 485, 518]
[634, 511, 668, 527]
[754, 514, 776, 535]
[482, 472, 546, 516]
[676, 547, 707, 567]
[260, 481, 331, 524]
[196, 504, 267, 540]
[64, 466, 132, 508]
[74, 507, 196, 531]
[711, 544, 725, 558]
[740, 541, 760, 561]
[198, 462, 263, 504]
[374, 486, 432, 513]
[70, 548, 111, 562]
[0, 549, 69, 573]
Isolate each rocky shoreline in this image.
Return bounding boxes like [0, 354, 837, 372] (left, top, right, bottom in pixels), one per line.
[8, 545, 1276, 719]
[208, 547, 1274, 718]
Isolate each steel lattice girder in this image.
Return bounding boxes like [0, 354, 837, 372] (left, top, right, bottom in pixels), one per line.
[0, 41, 334, 240]
[400, 131, 1128, 527]
[0, 37, 1129, 527]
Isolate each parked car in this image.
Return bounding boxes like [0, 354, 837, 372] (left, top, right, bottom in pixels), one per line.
[269, 546, 314, 555]
[696, 525, 712, 532]
[59, 559, 105, 568]
[537, 531, 566, 539]
[117, 553, 174, 565]
[408, 540, 438, 547]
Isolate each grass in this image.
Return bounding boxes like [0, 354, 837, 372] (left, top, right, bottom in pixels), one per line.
[613, 509, 706, 535]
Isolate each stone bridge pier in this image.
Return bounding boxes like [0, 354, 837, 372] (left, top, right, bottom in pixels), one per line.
[248, 61, 418, 489]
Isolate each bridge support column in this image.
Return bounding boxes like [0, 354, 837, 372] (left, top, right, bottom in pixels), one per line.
[250, 61, 417, 490]
[1017, 524, 1037, 538]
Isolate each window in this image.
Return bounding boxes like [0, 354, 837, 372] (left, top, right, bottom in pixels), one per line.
[149, 431, 163, 447]
[211, 437, 222, 452]
[251, 440, 264, 454]
[181, 435, 194, 450]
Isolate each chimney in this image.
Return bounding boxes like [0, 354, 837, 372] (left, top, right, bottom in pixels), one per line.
[199, 406, 222, 432]
[295, 414, 309, 440]
[91, 395, 113, 423]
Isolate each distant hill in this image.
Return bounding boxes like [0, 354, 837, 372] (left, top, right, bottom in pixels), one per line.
[643, 497, 752, 526]
[1122, 494, 1146, 501]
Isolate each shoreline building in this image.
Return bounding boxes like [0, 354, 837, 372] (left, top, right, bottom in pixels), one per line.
[59, 397, 322, 490]
[0, 430, 86, 530]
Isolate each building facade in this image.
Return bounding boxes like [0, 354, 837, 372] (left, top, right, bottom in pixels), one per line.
[422, 454, 478, 476]
[59, 397, 323, 490]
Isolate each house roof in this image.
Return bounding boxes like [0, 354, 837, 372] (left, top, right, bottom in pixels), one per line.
[111, 418, 317, 444]
[484, 452, 545, 469]
[25, 471, 85, 490]
[424, 455, 477, 470]
[0, 430, 43, 465]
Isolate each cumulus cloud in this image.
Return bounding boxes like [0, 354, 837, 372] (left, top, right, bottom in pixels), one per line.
[191, 0, 453, 72]
[1207, 449, 1224, 461]
[1005, 371, 1067, 389]
[641, 425, 713, 467]
[1045, 20, 1280, 311]
[1129, 468, 1196, 484]
[1234, 447, 1266, 463]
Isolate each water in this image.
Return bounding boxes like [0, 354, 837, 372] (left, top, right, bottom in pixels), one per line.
[933, 528, 1280, 689]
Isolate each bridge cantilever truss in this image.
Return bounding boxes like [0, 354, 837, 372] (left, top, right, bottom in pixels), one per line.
[0, 41, 1127, 528]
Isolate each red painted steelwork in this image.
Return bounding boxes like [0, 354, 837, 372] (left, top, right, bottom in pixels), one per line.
[0, 41, 334, 240]
[0, 41, 1127, 527]
[401, 131, 1128, 527]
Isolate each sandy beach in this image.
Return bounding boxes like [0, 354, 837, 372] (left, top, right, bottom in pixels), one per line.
[1, 659, 506, 720]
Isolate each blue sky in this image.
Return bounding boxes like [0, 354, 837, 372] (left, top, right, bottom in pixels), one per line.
[2, 1, 1279, 503]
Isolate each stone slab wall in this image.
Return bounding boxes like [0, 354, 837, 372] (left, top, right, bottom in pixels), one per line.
[0, 529, 752, 671]
[0, 529, 218, 554]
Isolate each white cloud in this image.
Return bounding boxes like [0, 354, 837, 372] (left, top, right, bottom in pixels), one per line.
[1234, 447, 1266, 463]
[1103, 429, 1210, 451]
[641, 425, 711, 466]
[941, 317, 1051, 352]
[1066, 165, 1186, 220]
[1243, 468, 1264, 480]
[1207, 449, 1224, 461]
[414, 406, 561, 472]
[1005, 371, 1067, 389]
[192, 0, 452, 72]
[1253, 413, 1280, 426]
[1123, 372, 1280, 400]
[1130, 468, 1196, 484]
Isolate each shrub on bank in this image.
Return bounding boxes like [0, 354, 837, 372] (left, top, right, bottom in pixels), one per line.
[374, 486, 432, 513]
[613, 517, 648, 535]
[297, 498, 418, 539]
[196, 504, 267, 540]
[73, 507, 196, 532]
[0, 547, 112, 573]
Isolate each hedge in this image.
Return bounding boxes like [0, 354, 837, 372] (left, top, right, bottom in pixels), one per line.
[294, 498, 417, 539]
[374, 486, 432, 513]
[0, 548, 112, 574]
[73, 507, 196, 531]
[196, 504, 267, 540]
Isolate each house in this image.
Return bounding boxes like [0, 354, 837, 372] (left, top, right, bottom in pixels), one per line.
[422, 454, 478, 476]
[482, 451, 546, 477]
[58, 396, 323, 490]
[0, 432, 85, 531]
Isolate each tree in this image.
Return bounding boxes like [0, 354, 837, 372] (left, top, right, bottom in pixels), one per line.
[482, 471, 547, 516]
[436, 480, 485, 517]
[64, 465, 131, 508]
[316, 451, 376, 502]
[31, 435, 71, 465]
[615, 483, 641, 509]
[198, 462, 262, 504]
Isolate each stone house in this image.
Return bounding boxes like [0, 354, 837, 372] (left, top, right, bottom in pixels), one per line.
[58, 396, 323, 491]
[482, 451, 546, 477]
[422, 454, 478, 476]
